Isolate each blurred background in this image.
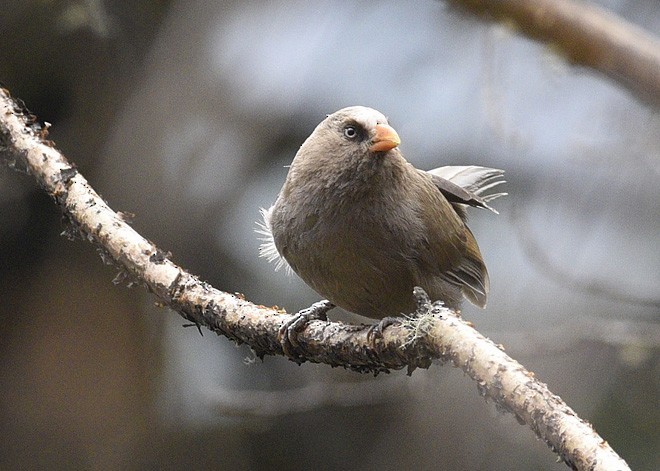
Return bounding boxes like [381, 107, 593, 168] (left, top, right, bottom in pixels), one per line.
[1, 0, 658, 469]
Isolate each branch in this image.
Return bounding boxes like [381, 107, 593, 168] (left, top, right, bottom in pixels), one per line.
[450, 0, 660, 107]
[512, 206, 660, 309]
[0, 88, 629, 471]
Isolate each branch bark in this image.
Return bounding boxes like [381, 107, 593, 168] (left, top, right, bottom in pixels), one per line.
[0, 88, 630, 470]
[450, 0, 660, 107]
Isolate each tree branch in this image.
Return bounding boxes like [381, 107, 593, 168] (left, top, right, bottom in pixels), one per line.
[512, 206, 660, 308]
[0, 88, 630, 470]
[450, 0, 660, 107]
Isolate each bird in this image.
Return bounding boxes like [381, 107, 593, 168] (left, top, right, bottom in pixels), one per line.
[258, 106, 505, 354]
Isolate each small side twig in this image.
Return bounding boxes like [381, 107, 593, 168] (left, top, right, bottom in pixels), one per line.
[0, 87, 629, 471]
[450, 0, 660, 107]
[512, 206, 660, 308]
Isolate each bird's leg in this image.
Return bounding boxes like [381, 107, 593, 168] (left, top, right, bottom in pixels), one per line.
[412, 286, 433, 314]
[278, 300, 334, 361]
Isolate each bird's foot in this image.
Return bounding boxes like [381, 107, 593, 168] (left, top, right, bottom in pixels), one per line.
[365, 287, 435, 346]
[278, 300, 334, 361]
[366, 316, 402, 345]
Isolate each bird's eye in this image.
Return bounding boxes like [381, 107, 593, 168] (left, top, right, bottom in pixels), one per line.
[343, 126, 358, 139]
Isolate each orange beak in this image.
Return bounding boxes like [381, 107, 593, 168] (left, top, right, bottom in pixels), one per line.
[369, 124, 401, 152]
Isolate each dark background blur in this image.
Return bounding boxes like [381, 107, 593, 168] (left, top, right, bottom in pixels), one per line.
[1, 1, 658, 470]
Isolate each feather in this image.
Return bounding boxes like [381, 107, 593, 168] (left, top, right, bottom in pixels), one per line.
[427, 165, 506, 208]
[255, 206, 291, 273]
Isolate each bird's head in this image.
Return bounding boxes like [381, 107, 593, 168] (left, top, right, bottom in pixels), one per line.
[315, 106, 401, 156]
[285, 106, 405, 199]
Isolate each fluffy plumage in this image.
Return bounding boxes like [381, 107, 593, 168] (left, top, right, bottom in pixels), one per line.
[259, 106, 505, 318]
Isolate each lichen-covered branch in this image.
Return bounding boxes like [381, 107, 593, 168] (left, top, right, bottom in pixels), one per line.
[0, 88, 629, 470]
[450, 0, 660, 107]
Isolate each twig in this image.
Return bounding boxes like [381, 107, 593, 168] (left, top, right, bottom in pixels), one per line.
[449, 0, 660, 107]
[0, 88, 629, 470]
[512, 206, 660, 309]
[491, 317, 660, 357]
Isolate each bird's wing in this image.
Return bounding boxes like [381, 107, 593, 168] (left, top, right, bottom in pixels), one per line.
[442, 226, 490, 308]
[418, 168, 495, 308]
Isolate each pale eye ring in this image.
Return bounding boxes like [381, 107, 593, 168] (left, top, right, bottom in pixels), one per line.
[343, 126, 358, 139]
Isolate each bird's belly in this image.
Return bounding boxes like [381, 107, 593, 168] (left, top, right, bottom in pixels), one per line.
[288, 224, 420, 318]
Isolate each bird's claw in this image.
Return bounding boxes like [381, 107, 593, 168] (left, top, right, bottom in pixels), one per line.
[366, 288, 434, 347]
[278, 300, 334, 361]
[366, 316, 402, 345]
[412, 286, 432, 313]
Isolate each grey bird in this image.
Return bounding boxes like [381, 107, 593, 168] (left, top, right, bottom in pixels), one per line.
[259, 106, 505, 351]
